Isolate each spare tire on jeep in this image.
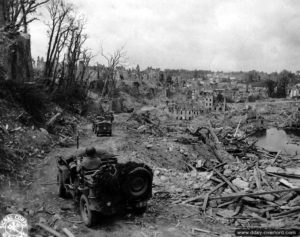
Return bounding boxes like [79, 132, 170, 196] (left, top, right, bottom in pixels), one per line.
[119, 163, 153, 200]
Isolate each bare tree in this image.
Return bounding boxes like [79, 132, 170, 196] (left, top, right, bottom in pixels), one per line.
[77, 49, 95, 83]
[53, 14, 93, 100]
[6, 0, 50, 32]
[100, 46, 127, 98]
[44, 0, 92, 99]
[64, 16, 87, 88]
[51, 27, 69, 87]
[44, 0, 72, 83]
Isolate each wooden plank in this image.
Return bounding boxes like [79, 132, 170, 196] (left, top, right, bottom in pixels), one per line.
[272, 150, 281, 164]
[254, 163, 262, 190]
[62, 228, 75, 237]
[249, 213, 269, 223]
[210, 176, 223, 183]
[36, 223, 62, 237]
[234, 119, 242, 138]
[46, 112, 61, 127]
[279, 178, 297, 189]
[202, 182, 226, 211]
[206, 162, 227, 172]
[213, 168, 239, 192]
[181, 188, 300, 203]
[192, 228, 211, 234]
[233, 203, 242, 216]
[244, 205, 275, 215]
[182, 182, 225, 204]
[272, 207, 300, 218]
[260, 171, 273, 189]
[202, 193, 210, 212]
[218, 198, 239, 208]
[268, 172, 300, 179]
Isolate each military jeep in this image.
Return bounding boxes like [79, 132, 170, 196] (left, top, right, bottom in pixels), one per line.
[57, 155, 153, 226]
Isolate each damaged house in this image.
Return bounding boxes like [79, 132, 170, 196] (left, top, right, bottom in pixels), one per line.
[288, 83, 300, 99]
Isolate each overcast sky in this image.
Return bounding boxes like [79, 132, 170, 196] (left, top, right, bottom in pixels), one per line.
[29, 0, 300, 72]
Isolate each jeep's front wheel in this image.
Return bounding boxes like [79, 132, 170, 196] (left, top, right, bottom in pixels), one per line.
[132, 205, 147, 215]
[80, 194, 97, 227]
[58, 172, 67, 198]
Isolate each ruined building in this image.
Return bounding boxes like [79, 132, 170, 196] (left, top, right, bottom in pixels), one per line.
[0, 32, 33, 82]
[167, 101, 203, 120]
[0, 1, 33, 82]
[0, 0, 6, 77]
[0, 0, 7, 28]
[204, 94, 213, 110]
[174, 107, 202, 120]
[36, 56, 45, 71]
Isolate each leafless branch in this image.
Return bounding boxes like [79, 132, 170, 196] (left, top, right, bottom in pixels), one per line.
[6, 0, 50, 32]
[100, 45, 128, 97]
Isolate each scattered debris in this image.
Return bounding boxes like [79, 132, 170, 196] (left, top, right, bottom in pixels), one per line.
[36, 223, 62, 237]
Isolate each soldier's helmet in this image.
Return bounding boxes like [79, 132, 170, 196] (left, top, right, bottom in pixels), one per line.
[85, 147, 96, 157]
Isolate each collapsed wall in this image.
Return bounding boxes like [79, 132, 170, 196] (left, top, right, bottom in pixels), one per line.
[0, 31, 33, 82]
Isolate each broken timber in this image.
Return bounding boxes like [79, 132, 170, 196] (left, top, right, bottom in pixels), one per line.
[181, 187, 300, 204]
[202, 182, 226, 211]
[207, 121, 235, 163]
[62, 228, 75, 237]
[36, 223, 62, 237]
[254, 163, 262, 190]
[213, 168, 239, 192]
[46, 112, 62, 127]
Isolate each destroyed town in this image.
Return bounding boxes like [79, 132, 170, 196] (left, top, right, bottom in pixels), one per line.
[1, 0, 300, 237]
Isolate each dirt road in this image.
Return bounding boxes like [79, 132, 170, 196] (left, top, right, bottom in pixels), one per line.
[1, 118, 225, 237]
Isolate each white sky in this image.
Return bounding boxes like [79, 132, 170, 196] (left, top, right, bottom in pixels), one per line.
[29, 0, 300, 72]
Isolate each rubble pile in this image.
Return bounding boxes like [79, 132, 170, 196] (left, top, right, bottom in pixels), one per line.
[0, 98, 87, 182]
[126, 107, 176, 136]
[224, 102, 300, 132]
[0, 100, 51, 177]
[47, 114, 79, 147]
[123, 105, 300, 229]
[153, 168, 213, 198]
[154, 125, 300, 228]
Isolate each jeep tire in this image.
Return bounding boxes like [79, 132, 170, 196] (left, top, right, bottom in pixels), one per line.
[132, 205, 147, 215]
[80, 194, 98, 227]
[58, 172, 67, 198]
[122, 167, 152, 200]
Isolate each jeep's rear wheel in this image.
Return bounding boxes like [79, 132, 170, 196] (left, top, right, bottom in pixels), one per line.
[123, 167, 152, 200]
[80, 194, 97, 227]
[130, 176, 148, 196]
